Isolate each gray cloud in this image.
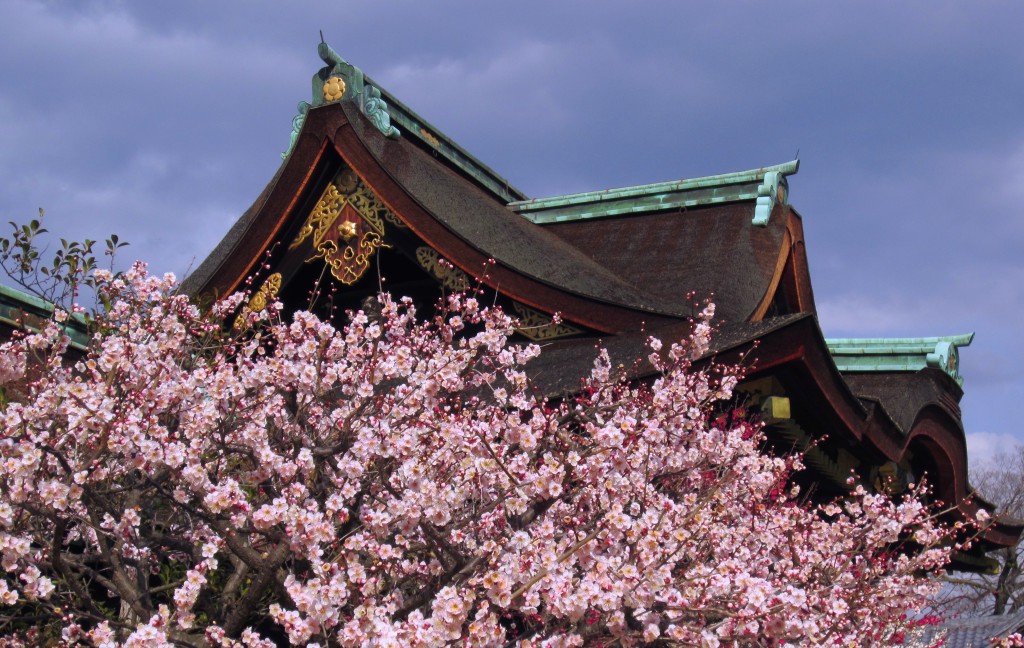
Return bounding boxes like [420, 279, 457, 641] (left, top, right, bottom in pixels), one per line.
[1, 0, 1022, 453]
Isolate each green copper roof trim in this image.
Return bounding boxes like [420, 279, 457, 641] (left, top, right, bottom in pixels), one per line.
[312, 41, 399, 138]
[282, 102, 310, 160]
[364, 80, 528, 203]
[283, 41, 399, 159]
[509, 160, 799, 225]
[284, 41, 527, 204]
[826, 333, 974, 387]
[752, 170, 785, 227]
[0, 284, 89, 351]
[512, 160, 799, 210]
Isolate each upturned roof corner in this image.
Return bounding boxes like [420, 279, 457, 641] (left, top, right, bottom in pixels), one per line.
[826, 333, 975, 386]
[751, 160, 798, 227]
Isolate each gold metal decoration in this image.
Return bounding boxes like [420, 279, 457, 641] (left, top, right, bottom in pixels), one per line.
[322, 76, 346, 102]
[339, 220, 358, 241]
[872, 461, 910, 496]
[234, 273, 283, 329]
[415, 247, 470, 291]
[419, 128, 441, 148]
[381, 209, 407, 229]
[512, 303, 583, 342]
[290, 167, 398, 286]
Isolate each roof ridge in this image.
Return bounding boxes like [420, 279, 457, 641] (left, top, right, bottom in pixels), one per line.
[825, 333, 974, 386]
[509, 160, 799, 209]
[283, 41, 527, 204]
[826, 333, 974, 348]
[508, 160, 799, 226]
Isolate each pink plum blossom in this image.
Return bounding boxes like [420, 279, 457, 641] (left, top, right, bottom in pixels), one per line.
[0, 264, 968, 646]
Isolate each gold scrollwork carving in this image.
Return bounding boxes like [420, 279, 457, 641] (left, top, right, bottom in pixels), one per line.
[415, 247, 470, 291]
[512, 303, 583, 342]
[290, 167, 402, 285]
[346, 180, 407, 230]
[234, 273, 283, 329]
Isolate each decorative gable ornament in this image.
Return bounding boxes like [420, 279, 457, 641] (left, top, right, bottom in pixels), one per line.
[290, 167, 400, 286]
[283, 40, 400, 158]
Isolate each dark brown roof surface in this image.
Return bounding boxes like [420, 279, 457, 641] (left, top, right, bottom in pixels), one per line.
[542, 201, 793, 323]
[523, 313, 811, 398]
[843, 370, 965, 434]
[340, 102, 691, 318]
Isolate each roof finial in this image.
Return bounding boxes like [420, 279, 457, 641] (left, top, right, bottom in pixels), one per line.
[309, 39, 401, 141]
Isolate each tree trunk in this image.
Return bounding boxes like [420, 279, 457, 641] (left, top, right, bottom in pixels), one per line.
[994, 547, 1018, 615]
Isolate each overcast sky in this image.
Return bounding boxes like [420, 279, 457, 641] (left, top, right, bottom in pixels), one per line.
[1, 0, 1022, 464]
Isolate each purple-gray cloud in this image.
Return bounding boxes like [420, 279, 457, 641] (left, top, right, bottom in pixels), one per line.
[1, 0, 1022, 455]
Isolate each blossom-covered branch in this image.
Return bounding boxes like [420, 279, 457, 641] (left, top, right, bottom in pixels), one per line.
[0, 264, 958, 646]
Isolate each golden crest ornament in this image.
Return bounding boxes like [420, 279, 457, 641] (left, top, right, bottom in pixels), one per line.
[290, 167, 396, 285]
[322, 76, 346, 102]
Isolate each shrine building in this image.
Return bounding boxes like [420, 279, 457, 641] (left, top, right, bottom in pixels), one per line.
[47, 42, 1023, 567]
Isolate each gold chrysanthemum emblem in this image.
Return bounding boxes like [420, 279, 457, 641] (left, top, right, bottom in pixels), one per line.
[339, 219, 358, 240]
[323, 76, 346, 102]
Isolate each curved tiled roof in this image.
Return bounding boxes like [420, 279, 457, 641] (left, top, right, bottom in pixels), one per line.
[187, 99, 810, 329]
[923, 610, 1024, 648]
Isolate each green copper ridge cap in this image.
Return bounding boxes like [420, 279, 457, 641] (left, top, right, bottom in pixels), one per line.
[283, 41, 526, 204]
[364, 79, 528, 203]
[509, 160, 799, 225]
[825, 333, 974, 387]
[752, 168, 789, 227]
[0, 284, 89, 351]
[283, 41, 400, 160]
[313, 41, 400, 139]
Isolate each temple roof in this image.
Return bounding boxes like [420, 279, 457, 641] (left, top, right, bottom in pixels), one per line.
[186, 101, 693, 331]
[0, 284, 88, 351]
[538, 199, 810, 323]
[340, 101, 691, 319]
[922, 610, 1024, 648]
